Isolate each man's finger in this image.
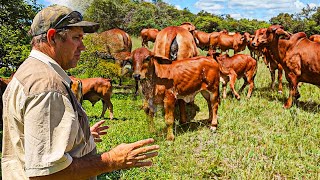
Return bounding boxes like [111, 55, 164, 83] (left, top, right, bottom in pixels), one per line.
[91, 120, 106, 129]
[131, 145, 159, 156]
[134, 151, 159, 161]
[98, 126, 109, 131]
[130, 138, 155, 149]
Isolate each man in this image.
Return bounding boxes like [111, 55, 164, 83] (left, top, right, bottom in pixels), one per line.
[1, 5, 159, 179]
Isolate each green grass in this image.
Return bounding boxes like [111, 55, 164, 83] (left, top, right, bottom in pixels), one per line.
[1, 37, 320, 179]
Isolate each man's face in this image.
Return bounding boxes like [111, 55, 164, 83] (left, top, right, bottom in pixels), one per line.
[55, 27, 85, 70]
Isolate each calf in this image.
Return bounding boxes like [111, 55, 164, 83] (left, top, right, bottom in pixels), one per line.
[71, 77, 113, 119]
[209, 51, 257, 99]
[134, 52, 220, 141]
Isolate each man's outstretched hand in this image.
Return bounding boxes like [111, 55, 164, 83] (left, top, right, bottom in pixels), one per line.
[102, 138, 159, 172]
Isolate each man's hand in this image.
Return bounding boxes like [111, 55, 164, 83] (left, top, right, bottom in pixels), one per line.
[102, 138, 159, 171]
[90, 120, 109, 142]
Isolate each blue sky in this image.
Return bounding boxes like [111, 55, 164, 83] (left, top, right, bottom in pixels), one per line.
[38, 0, 320, 21]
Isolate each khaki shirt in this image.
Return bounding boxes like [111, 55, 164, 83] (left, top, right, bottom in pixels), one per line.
[1, 50, 96, 179]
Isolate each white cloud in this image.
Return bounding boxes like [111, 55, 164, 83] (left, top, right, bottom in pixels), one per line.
[175, 5, 182, 10]
[44, 0, 70, 7]
[192, 0, 313, 21]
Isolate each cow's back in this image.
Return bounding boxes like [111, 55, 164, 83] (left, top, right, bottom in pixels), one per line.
[101, 28, 132, 53]
[153, 26, 198, 60]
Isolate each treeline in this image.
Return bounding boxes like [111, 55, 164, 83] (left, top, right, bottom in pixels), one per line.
[1, 0, 320, 72]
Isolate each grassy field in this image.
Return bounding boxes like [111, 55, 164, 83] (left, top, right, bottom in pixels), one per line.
[1, 37, 320, 179]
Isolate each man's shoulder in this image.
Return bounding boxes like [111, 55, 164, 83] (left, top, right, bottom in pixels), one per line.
[14, 57, 69, 97]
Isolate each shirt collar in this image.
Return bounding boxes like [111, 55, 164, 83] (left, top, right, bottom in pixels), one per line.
[29, 49, 71, 86]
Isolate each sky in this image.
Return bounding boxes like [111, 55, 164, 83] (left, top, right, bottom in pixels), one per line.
[38, 0, 320, 21]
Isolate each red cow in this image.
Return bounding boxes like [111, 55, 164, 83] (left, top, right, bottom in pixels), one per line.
[140, 28, 159, 47]
[309, 34, 320, 43]
[152, 25, 199, 124]
[209, 51, 257, 99]
[251, 28, 284, 93]
[252, 25, 320, 108]
[133, 50, 220, 140]
[211, 32, 248, 54]
[179, 22, 196, 33]
[70, 77, 113, 119]
[194, 29, 228, 50]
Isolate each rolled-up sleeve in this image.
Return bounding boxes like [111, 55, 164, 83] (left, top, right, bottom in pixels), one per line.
[24, 91, 78, 177]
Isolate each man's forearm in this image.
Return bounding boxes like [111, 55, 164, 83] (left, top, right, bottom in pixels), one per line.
[30, 152, 113, 180]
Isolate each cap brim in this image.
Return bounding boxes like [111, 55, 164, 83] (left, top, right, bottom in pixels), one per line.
[67, 21, 100, 33]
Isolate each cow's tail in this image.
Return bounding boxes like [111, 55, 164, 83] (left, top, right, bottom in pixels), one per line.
[170, 37, 178, 61]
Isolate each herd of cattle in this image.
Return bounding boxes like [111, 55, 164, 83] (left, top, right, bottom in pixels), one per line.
[1, 22, 320, 141]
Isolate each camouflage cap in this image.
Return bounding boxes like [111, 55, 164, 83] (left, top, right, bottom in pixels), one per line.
[29, 5, 99, 36]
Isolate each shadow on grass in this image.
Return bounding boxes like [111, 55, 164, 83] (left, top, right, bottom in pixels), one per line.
[254, 86, 320, 113]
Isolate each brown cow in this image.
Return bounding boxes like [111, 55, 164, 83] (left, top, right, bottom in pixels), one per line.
[309, 34, 320, 43]
[71, 77, 113, 119]
[152, 25, 199, 124]
[211, 32, 248, 54]
[251, 28, 284, 93]
[140, 28, 159, 47]
[179, 22, 196, 33]
[133, 52, 220, 140]
[209, 51, 257, 99]
[153, 26, 199, 61]
[194, 29, 228, 50]
[100, 28, 132, 85]
[252, 25, 320, 108]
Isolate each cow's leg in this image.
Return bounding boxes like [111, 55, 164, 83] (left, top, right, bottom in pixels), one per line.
[106, 98, 114, 120]
[277, 64, 283, 93]
[220, 76, 228, 99]
[239, 77, 248, 93]
[164, 93, 176, 141]
[134, 79, 139, 98]
[201, 90, 219, 132]
[178, 99, 187, 124]
[146, 99, 156, 133]
[229, 71, 240, 100]
[246, 74, 255, 98]
[100, 100, 107, 118]
[284, 72, 299, 109]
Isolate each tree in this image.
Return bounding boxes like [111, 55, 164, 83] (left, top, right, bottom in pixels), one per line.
[0, 0, 42, 71]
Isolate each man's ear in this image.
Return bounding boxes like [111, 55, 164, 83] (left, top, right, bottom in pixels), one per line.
[47, 28, 57, 45]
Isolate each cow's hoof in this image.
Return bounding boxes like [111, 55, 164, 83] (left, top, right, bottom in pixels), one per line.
[210, 126, 217, 132]
[166, 134, 175, 141]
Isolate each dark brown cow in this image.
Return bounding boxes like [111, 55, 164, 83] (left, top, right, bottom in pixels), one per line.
[140, 28, 159, 47]
[251, 28, 284, 93]
[133, 51, 220, 140]
[309, 34, 320, 43]
[211, 32, 248, 54]
[252, 25, 320, 108]
[209, 51, 257, 99]
[194, 30, 228, 50]
[152, 25, 199, 124]
[71, 77, 113, 119]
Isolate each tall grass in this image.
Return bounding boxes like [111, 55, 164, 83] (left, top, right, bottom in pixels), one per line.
[84, 37, 319, 179]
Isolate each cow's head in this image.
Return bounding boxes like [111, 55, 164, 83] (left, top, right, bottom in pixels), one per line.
[251, 28, 268, 47]
[132, 47, 154, 81]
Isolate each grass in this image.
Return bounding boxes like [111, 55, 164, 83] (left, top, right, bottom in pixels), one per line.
[1, 37, 320, 179]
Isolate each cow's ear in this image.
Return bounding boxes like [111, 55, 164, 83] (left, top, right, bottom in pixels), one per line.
[154, 55, 172, 64]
